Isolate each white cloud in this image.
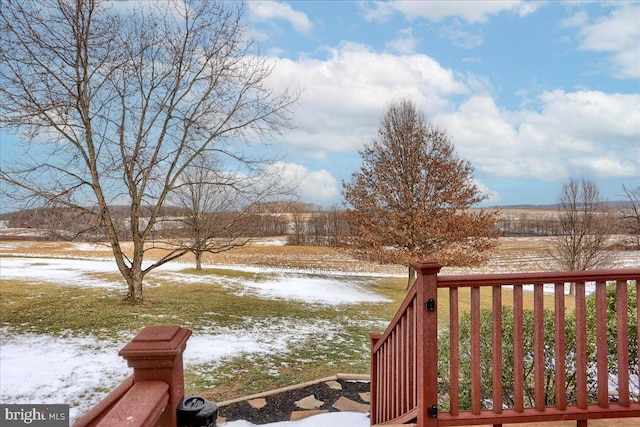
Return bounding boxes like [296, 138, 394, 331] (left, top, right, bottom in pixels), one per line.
[560, 10, 589, 28]
[248, 1, 313, 34]
[534, 90, 640, 141]
[567, 4, 640, 78]
[438, 21, 485, 49]
[473, 178, 501, 205]
[359, 1, 396, 23]
[390, 0, 539, 23]
[436, 90, 640, 181]
[268, 42, 468, 156]
[268, 162, 340, 203]
[263, 39, 638, 203]
[386, 27, 420, 54]
[570, 157, 638, 179]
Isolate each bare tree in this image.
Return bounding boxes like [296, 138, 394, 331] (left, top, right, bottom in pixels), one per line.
[326, 206, 349, 247]
[0, 0, 297, 302]
[168, 155, 295, 270]
[620, 184, 640, 249]
[342, 98, 498, 284]
[547, 178, 614, 293]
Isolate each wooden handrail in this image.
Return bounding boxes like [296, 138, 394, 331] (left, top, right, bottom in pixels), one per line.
[370, 262, 640, 427]
[437, 268, 640, 287]
[95, 381, 169, 427]
[74, 376, 135, 427]
[73, 326, 192, 427]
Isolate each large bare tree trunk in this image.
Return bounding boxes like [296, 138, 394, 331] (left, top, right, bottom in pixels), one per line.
[195, 251, 203, 271]
[0, 0, 298, 304]
[124, 266, 145, 303]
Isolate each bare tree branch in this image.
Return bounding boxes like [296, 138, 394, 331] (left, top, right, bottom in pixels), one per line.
[546, 178, 615, 294]
[0, 0, 298, 302]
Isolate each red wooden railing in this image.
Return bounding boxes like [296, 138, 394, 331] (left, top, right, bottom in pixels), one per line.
[74, 325, 191, 427]
[370, 260, 640, 427]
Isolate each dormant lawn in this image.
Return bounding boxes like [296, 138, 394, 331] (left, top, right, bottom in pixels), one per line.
[1, 237, 638, 424]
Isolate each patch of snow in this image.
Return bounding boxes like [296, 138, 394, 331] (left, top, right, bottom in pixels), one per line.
[250, 237, 289, 246]
[64, 242, 111, 252]
[0, 330, 129, 421]
[227, 275, 389, 305]
[0, 257, 390, 305]
[0, 257, 125, 288]
[0, 316, 363, 423]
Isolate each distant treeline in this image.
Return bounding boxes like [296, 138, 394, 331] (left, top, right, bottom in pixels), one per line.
[1, 202, 637, 248]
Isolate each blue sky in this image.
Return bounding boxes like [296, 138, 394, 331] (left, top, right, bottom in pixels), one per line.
[1, 1, 639, 209]
[244, 0, 640, 206]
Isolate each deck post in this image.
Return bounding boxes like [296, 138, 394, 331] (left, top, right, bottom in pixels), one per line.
[119, 325, 192, 427]
[414, 260, 442, 427]
[370, 332, 382, 426]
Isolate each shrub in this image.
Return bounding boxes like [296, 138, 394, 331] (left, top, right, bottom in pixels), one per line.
[437, 281, 637, 411]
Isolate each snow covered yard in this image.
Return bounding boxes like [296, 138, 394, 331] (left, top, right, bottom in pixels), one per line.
[0, 252, 394, 424]
[1, 239, 638, 426]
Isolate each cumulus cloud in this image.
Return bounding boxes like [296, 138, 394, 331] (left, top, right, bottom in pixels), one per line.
[267, 162, 340, 204]
[473, 179, 501, 205]
[565, 4, 640, 78]
[359, 1, 396, 23]
[438, 21, 485, 49]
[267, 42, 468, 156]
[266, 38, 638, 195]
[436, 90, 640, 181]
[248, 1, 313, 34]
[389, 0, 539, 23]
[386, 28, 420, 54]
[361, 1, 542, 50]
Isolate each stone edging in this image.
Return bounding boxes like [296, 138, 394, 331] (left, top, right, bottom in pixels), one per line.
[216, 373, 370, 408]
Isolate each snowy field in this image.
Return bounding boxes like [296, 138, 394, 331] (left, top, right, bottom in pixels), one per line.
[1, 239, 639, 426]
[0, 254, 389, 425]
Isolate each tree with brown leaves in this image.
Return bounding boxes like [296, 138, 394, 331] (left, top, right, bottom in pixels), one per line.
[342, 99, 497, 283]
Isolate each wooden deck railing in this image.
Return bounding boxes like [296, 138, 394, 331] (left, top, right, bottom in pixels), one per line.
[74, 325, 192, 427]
[370, 260, 640, 427]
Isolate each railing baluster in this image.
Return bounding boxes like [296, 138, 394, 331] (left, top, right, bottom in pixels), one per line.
[411, 298, 418, 409]
[471, 286, 481, 415]
[492, 285, 503, 414]
[576, 281, 588, 410]
[450, 287, 459, 416]
[385, 341, 390, 420]
[380, 343, 385, 421]
[554, 282, 566, 410]
[399, 317, 405, 415]
[616, 279, 630, 407]
[534, 283, 545, 410]
[596, 280, 609, 408]
[514, 284, 524, 412]
[386, 340, 391, 420]
[370, 333, 379, 425]
[368, 264, 640, 427]
[391, 324, 397, 419]
[394, 324, 400, 418]
[410, 298, 417, 410]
